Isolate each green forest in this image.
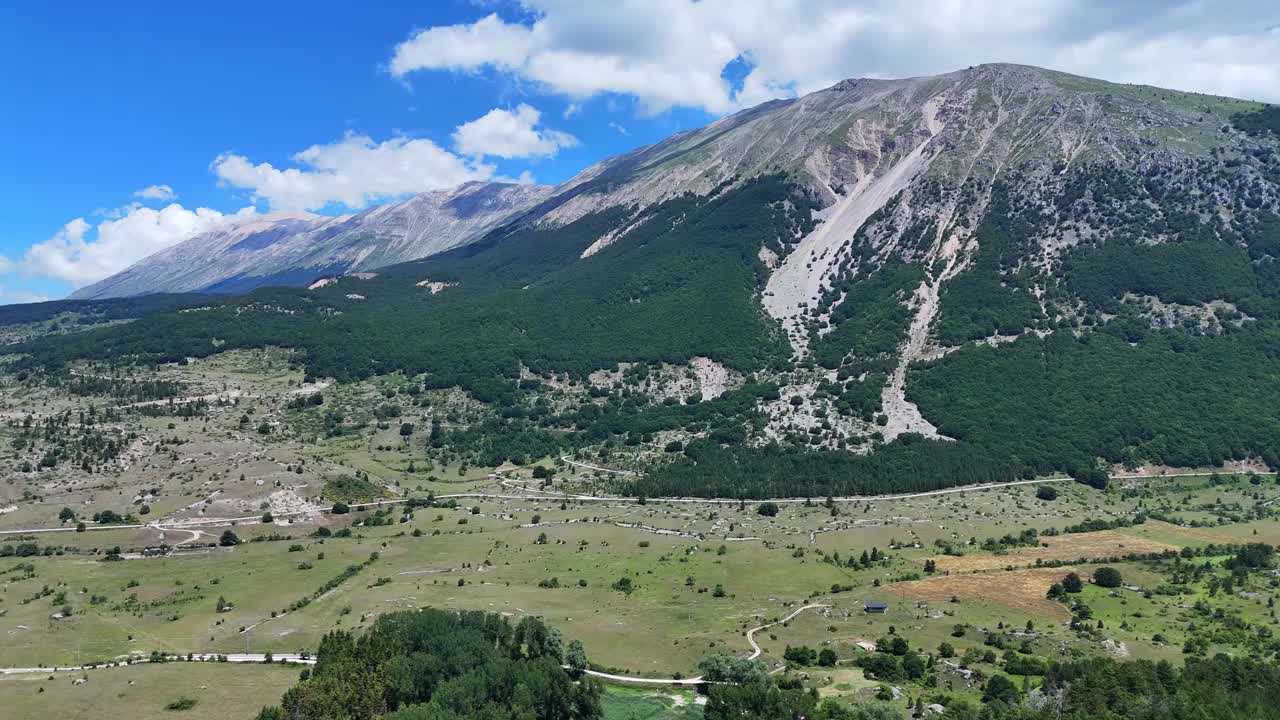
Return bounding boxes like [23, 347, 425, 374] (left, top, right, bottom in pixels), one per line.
[909, 324, 1280, 475]
[251, 608, 1280, 720]
[14, 175, 813, 387]
[254, 609, 600, 720]
[8, 160, 1280, 496]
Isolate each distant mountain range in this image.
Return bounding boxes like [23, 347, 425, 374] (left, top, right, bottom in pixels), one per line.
[71, 182, 554, 299]
[24, 63, 1280, 497]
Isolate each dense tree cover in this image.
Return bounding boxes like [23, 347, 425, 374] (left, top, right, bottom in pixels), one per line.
[58, 373, 186, 401]
[1245, 214, 1280, 298]
[1021, 654, 1280, 720]
[1062, 234, 1265, 314]
[936, 183, 1044, 345]
[1232, 105, 1280, 138]
[15, 175, 812, 392]
[696, 653, 1280, 720]
[0, 293, 210, 327]
[255, 609, 600, 720]
[322, 473, 381, 503]
[629, 434, 1017, 499]
[910, 327, 1280, 476]
[439, 381, 779, 466]
[935, 270, 1042, 345]
[811, 259, 924, 369]
[11, 158, 1280, 500]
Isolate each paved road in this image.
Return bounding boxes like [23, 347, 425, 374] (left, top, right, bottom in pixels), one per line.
[8, 469, 1268, 538]
[0, 607, 836, 684]
[0, 653, 314, 676]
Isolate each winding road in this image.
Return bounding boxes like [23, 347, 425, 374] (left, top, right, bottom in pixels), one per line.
[0, 606, 835, 685]
[745, 603, 831, 660]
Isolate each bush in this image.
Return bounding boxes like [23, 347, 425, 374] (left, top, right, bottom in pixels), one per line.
[219, 530, 240, 547]
[165, 696, 197, 711]
[1093, 567, 1123, 588]
[784, 645, 816, 665]
[757, 502, 780, 517]
[1062, 572, 1084, 593]
[1036, 485, 1058, 501]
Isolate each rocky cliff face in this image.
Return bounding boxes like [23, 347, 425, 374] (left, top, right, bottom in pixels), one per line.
[71, 182, 554, 299]
[26, 64, 1280, 483]
[511, 64, 1276, 440]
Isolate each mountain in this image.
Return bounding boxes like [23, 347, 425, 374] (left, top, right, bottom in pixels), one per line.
[21, 63, 1280, 497]
[70, 181, 555, 299]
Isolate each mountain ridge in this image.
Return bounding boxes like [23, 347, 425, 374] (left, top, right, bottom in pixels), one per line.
[18, 62, 1280, 496]
[70, 181, 556, 299]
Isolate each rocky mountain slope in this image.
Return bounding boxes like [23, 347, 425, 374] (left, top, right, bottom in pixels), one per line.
[22, 63, 1280, 496]
[71, 182, 554, 299]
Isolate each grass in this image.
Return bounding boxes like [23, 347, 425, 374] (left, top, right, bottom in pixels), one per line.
[602, 690, 703, 720]
[0, 661, 298, 720]
[6, 351, 1280, 701]
[926, 530, 1177, 572]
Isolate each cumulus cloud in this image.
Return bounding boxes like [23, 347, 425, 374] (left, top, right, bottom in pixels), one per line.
[21, 203, 252, 288]
[389, 1, 1280, 113]
[452, 104, 577, 159]
[132, 184, 177, 201]
[213, 133, 497, 212]
[213, 103, 574, 212]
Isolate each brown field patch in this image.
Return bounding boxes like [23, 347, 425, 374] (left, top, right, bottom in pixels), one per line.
[1131, 519, 1240, 545]
[892, 567, 1078, 620]
[926, 530, 1178, 572]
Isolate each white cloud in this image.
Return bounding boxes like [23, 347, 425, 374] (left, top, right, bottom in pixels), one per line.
[452, 104, 577, 159]
[212, 103, 572, 212]
[389, 12, 541, 76]
[213, 133, 496, 212]
[133, 184, 177, 201]
[21, 203, 253, 288]
[389, 1, 1280, 113]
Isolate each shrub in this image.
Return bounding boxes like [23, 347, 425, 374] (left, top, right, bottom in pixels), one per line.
[1093, 567, 1123, 588]
[165, 696, 197, 711]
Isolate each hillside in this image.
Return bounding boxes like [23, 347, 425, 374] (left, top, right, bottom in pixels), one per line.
[14, 63, 1280, 496]
[70, 181, 554, 298]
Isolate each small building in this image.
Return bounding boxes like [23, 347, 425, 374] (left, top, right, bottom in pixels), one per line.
[864, 602, 889, 613]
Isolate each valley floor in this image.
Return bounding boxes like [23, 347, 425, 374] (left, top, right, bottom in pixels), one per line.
[3, 351, 1280, 716]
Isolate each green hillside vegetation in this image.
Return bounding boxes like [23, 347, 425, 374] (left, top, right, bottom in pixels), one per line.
[15, 175, 812, 391]
[935, 183, 1044, 345]
[1232, 104, 1280, 137]
[8, 152, 1280, 497]
[254, 609, 600, 720]
[811, 259, 924, 369]
[910, 327, 1280, 474]
[630, 434, 1017, 499]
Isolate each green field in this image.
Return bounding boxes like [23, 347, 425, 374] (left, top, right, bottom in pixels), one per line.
[0, 661, 300, 720]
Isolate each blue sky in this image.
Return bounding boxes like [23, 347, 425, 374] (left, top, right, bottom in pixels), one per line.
[2, 1, 1277, 303]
